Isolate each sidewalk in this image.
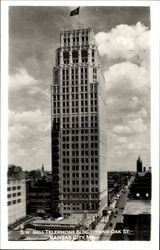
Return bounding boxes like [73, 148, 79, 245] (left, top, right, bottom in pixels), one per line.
[89, 217, 107, 240]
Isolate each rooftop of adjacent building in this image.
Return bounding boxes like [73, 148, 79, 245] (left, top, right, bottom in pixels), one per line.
[123, 200, 151, 216]
[27, 177, 52, 188]
[30, 212, 97, 226]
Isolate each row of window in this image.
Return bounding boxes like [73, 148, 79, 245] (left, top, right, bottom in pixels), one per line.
[62, 80, 88, 87]
[62, 160, 98, 169]
[62, 121, 97, 126]
[62, 165, 98, 171]
[52, 121, 97, 131]
[62, 142, 98, 149]
[62, 153, 98, 163]
[53, 107, 97, 114]
[63, 74, 89, 81]
[62, 167, 98, 172]
[63, 150, 98, 156]
[54, 129, 97, 136]
[62, 75, 89, 81]
[7, 186, 21, 191]
[53, 108, 97, 114]
[64, 36, 89, 45]
[7, 199, 21, 206]
[63, 84, 89, 91]
[63, 179, 98, 185]
[61, 84, 97, 93]
[7, 192, 21, 198]
[63, 156, 98, 163]
[52, 92, 97, 101]
[63, 58, 94, 65]
[53, 100, 97, 108]
[62, 67, 88, 76]
[62, 128, 98, 134]
[62, 122, 97, 129]
[62, 194, 98, 199]
[63, 30, 89, 37]
[63, 172, 98, 178]
[63, 187, 99, 193]
[63, 204, 98, 211]
[62, 135, 97, 142]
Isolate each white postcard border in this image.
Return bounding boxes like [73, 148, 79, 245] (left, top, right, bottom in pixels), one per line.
[1, 1, 159, 250]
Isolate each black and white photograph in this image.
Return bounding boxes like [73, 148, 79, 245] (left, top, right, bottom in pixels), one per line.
[1, 0, 159, 249]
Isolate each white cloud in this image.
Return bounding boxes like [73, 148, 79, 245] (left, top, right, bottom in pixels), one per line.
[9, 68, 38, 92]
[128, 118, 147, 133]
[105, 61, 149, 91]
[8, 109, 51, 170]
[9, 109, 49, 129]
[117, 137, 127, 144]
[9, 124, 28, 142]
[113, 125, 132, 135]
[126, 108, 148, 121]
[113, 118, 147, 136]
[8, 109, 50, 149]
[95, 22, 150, 68]
[128, 142, 146, 151]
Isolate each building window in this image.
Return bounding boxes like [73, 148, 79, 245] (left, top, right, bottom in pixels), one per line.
[7, 201, 11, 206]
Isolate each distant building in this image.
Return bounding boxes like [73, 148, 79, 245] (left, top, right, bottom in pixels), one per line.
[25, 169, 44, 184]
[122, 169, 151, 240]
[129, 171, 151, 200]
[51, 27, 107, 218]
[123, 200, 151, 240]
[8, 178, 26, 225]
[26, 178, 52, 217]
[136, 156, 142, 172]
[8, 164, 25, 178]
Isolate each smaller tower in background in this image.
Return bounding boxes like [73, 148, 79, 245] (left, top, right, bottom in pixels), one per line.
[42, 163, 44, 172]
[137, 156, 142, 172]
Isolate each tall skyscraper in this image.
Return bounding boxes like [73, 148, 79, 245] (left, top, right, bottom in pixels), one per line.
[51, 27, 107, 218]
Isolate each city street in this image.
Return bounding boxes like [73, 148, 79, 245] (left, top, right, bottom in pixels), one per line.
[99, 188, 129, 240]
[8, 188, 130, 241]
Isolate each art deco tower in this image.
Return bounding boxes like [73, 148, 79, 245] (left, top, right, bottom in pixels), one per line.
[51, 27, 107, 218]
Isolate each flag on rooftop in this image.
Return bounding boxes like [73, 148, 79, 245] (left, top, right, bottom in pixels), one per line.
[70, 7, 80, 16]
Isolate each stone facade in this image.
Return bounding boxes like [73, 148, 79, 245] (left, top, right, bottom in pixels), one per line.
[51, 27, 107, 218]
[8, 178, 26, 224]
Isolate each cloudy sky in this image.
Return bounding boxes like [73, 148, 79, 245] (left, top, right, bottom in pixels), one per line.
[9, 6, 150, 171]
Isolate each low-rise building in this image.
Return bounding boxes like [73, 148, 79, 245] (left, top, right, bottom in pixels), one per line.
[8, 178, 26, 224]
[25, 212, 98, 232]
[123, 200, 151, 240]
[121, 165, 151, 241]
[129, 171, 151, 200]
[26, 178, 52, 217]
